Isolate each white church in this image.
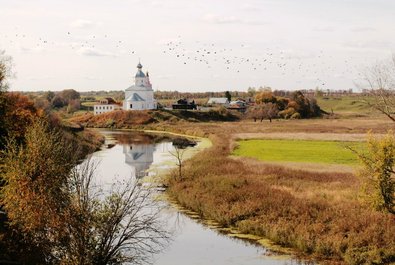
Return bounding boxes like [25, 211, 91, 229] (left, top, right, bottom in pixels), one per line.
[94, 62, 157, 115]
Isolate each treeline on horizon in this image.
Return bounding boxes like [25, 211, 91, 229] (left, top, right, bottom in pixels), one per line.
[19, 86, 357, 103]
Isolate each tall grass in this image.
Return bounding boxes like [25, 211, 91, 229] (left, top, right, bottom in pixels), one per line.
[167, 133, 395, 264]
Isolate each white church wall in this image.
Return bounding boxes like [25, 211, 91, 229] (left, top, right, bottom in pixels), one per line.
[122, 62, 157, 111]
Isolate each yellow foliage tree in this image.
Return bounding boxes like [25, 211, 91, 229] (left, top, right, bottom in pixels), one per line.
[357, 131, 395, 214]
[0, 119, 75, 261]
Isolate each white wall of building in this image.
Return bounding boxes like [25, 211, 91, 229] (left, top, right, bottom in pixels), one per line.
[94, 104, 120, 115]
[123, 63, 157, 111]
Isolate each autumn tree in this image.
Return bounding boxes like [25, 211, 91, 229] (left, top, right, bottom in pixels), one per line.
[61, 89, 80, 102]
[255, 89, 276, 104]
[0, 51, 12, 148]
[1, 119, 170, 264]
[51, 89, 80, 109]
[67, 99, 81, 113]
[4, 93, 42, 142]
[63, 160, 170, 265]
[248, 103, 279, 122]
[292, 91, 311, 118]
[0, 118, 76, 262]
[360, 56, 395, 121]
[51, 95, 64, 108]
[354, 132, 395, 214]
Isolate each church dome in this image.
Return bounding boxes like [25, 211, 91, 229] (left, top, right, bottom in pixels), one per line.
[135, 62, 145, 77]
[135, 70, 146, 78]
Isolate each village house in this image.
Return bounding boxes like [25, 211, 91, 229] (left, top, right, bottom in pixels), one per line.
[93, 97, 122, 115]
[172, 98, 197, 110]
[207, 97, 230, 107]
[227, 99, 247, 112]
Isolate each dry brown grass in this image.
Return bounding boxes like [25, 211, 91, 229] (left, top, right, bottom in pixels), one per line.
[79, 112, 395, 264]
[156, 117, 395, 264]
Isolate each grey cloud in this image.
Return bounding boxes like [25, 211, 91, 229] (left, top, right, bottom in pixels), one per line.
[241, 3, 261, 12]
[70, 19, 97, 29]
[77, 47, 117, 57]
[202, 14, 266, 25]
[350, 26, 377, 32]
[342, 40, 394, 50]
[312, 26, 335, 32]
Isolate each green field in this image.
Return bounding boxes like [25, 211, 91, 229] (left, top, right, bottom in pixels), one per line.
[316, 96, 372, 115]
[233, 139, 364, 165]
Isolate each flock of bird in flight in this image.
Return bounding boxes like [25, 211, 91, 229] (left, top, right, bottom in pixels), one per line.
[1, 30, 363, 88]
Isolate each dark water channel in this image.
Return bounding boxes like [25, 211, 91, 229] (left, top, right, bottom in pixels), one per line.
[92, 130, 311, 265]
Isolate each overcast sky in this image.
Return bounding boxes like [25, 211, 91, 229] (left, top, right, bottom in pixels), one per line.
[1, 0, 394, 92]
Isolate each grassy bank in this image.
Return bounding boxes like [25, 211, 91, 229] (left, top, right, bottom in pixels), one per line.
[233, 139, 363, 165]
[68, 109, 239, 128]
[163, 122, 395, 264]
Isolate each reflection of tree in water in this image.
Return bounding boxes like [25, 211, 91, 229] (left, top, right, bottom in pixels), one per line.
[112, 132, 173, 145]
[112, 132, 197, 147]
[63, 159, 171, 265]
[172, 138, 197, 149]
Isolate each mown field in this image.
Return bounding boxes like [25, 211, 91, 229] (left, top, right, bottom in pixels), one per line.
[233, 139, 364, 165]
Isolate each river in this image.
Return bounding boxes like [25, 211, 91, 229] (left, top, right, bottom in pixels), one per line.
[91, 130, 310, 265]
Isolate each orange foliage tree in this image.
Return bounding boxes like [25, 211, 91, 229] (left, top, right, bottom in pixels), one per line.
[3, 93, 42, 143]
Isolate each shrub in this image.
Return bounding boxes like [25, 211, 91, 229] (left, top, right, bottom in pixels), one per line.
[290, 112, 301, 119]
[279, 107, 296, 119]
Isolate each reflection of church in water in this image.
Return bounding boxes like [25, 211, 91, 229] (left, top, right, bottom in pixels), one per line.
[123, 144, 155, 178]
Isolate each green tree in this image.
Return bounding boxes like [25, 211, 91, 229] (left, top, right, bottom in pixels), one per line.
[356, 132, 395, 214]
[225, 91, 232, 102]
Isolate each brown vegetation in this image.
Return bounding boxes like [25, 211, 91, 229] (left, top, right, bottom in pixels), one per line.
[69, 108, 239, 128]
[153, 120, 395, 264]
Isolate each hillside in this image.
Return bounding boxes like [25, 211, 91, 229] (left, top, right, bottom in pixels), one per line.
[69, 109, 240, 128]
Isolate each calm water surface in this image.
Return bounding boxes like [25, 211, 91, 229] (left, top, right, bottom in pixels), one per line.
[91, 130, 309, 265]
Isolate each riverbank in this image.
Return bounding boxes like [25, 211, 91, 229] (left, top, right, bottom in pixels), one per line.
[156, 119, 395, 265]
[80, 117, 395, 264]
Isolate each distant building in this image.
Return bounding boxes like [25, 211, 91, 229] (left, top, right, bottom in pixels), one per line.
[93, 97, 122, 115]
[207, 97, 230, 106]
[172, 98, 197, 110]
[93, 62, 157, 115]
[227, 100, 247, 112]
[123, 62, 157, 111]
